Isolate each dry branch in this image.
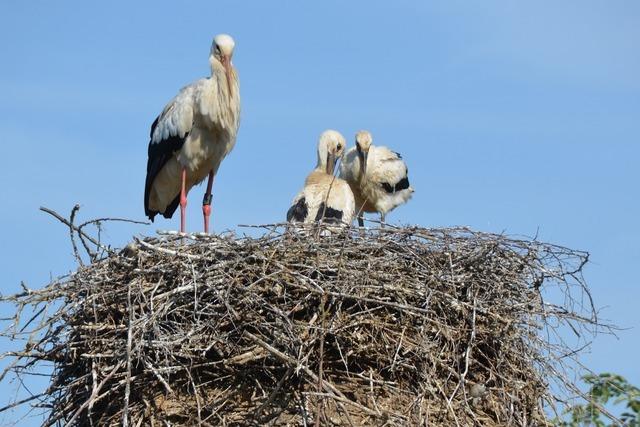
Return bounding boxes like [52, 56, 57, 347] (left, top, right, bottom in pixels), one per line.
[0, 223, 611, 426]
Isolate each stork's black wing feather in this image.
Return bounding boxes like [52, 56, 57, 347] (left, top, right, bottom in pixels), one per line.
[381, 177, 411, 194]
[314, 202, 343, 224]
[287, 197, 308, 222]
[143, 117, 188, 221]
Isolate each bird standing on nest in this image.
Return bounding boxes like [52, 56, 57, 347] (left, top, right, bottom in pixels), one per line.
[287, 130, 355, 227]
[339, 130, 414, 226]
[144, 34, 241, 234]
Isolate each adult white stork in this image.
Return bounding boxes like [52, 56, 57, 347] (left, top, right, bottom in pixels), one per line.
[144, 34, 240, 233]
[287, 130, 355, 227]
[339, 130, 414, 226]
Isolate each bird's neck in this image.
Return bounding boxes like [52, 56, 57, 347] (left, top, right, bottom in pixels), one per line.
[316, 150, 330, 174]
[210, 61, 236, 100]
[315, 160, 327, 173]
[305, 169, 329, 186]
[203, 59, 240, 135]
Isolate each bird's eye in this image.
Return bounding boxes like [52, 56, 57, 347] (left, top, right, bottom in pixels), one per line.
[337, 144, 342, 150]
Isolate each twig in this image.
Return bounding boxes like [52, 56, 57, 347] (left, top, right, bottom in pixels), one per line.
[244, 331, 400, 421]
[66, 361, 123, 425]
[315, 293, 328, 427]
[39, 206, 113, 255]
[0, 392, 46, 414]
[69, 204, 84, 266]
[0, 225, 604, 426]
[122, 281, 134, 427]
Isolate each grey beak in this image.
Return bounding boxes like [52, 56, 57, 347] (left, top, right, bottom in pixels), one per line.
[326, 152, 337, 175]
[361, 151, 368, 177]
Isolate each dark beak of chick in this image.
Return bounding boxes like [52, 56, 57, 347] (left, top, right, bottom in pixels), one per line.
[326, 151, 337, 175]
[357, 143, 368, 177]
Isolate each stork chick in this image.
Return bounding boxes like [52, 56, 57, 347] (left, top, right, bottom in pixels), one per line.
[287, 130, 355, 227]
[144, 34, 241, 233]
[339, 130, 414, 226]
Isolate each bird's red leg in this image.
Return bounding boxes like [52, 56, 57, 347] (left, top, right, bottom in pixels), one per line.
[202, 170, 214, 233]
[180, 167, 187, 233]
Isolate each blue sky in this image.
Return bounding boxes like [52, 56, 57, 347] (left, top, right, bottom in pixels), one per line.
[1, 0, 639, 423]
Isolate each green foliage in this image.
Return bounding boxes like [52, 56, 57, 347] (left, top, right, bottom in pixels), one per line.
[557, 373, 640, 426]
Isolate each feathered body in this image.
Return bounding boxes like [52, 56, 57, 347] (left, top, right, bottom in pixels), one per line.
[340, 131, 413, 221]
[287, 130, 355, 226]
[144, 35, 240, 222]
[288, 170, 355, 225]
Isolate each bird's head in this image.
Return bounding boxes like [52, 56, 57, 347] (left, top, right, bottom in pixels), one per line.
[355, 130, 372, 177]
[317, 130, 346, 175]
[210, 34, 236, 94]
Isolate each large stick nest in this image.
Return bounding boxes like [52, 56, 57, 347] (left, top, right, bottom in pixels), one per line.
[1, 225, 602, 426]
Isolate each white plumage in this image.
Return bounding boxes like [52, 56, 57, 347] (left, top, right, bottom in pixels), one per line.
[339, 130, 414, 226]
[144, 34, 240, 233]
[287, 130, 355, 227]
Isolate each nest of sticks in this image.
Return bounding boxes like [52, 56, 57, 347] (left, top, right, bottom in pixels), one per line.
[1, 221, 605, 426]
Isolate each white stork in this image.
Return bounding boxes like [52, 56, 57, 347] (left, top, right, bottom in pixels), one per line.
[339, 130, 414, 226]
[144, 34, 240, 233]
[287, 130, 355, 227]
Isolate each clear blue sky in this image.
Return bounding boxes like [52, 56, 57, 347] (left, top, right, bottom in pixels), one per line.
[1, 0, 639, 424]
